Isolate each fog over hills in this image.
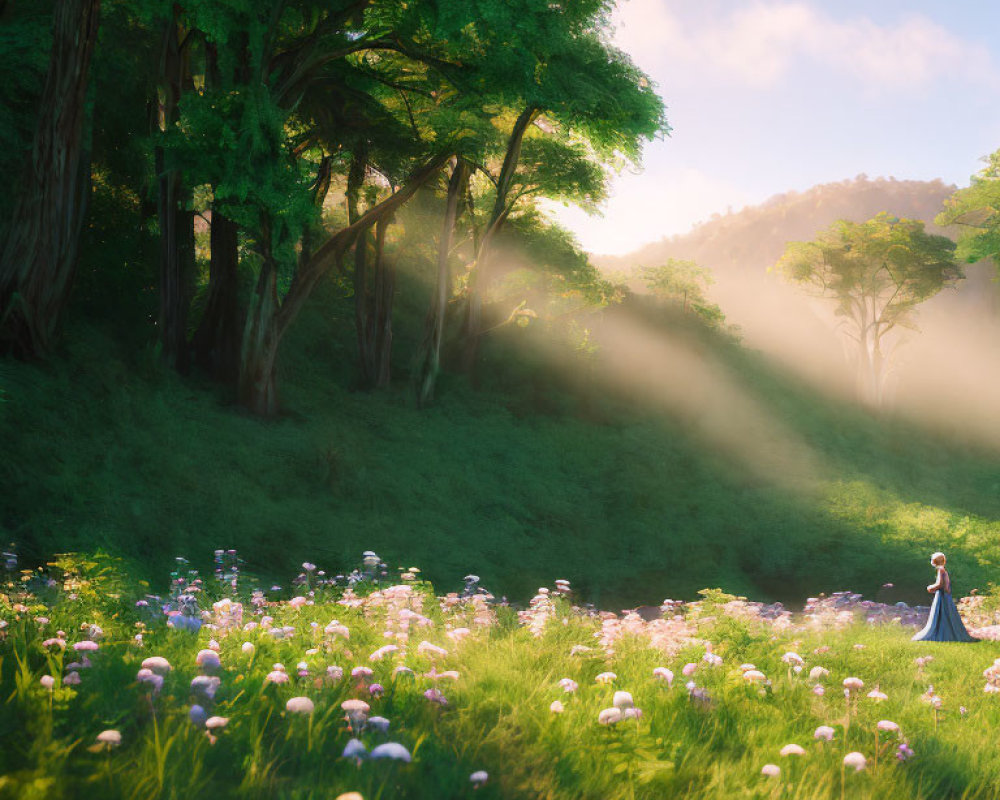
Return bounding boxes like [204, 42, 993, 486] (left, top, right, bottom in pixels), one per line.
[591, 176, 1000, 444]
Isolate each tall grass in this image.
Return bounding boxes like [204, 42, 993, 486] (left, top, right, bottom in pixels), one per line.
[2, 555, 999, 799]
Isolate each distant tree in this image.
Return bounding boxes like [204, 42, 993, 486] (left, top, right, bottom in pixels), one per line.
[641, 258, 710, 311]
[775, 212, 961, 406]
[936, 149, 1000, 266]
[640, 259, 726, 330]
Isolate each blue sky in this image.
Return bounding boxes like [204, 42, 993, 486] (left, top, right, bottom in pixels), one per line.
[548, 0, 1000, 254]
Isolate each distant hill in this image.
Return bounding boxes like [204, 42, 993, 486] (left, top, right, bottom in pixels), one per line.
[594, 175, 958, 278]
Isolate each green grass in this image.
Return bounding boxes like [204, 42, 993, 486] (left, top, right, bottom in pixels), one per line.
[2, 556, 999, 800]
[3, 280, 1000, 609]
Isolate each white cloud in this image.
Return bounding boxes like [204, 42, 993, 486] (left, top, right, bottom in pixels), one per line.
[543, 166, 753, 255]
[613, 0, 999, 91]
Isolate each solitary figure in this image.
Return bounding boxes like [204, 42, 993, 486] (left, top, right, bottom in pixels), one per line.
[912, 552, 978, 642]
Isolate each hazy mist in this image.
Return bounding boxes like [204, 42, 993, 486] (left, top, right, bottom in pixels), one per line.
[593, 176, 1000, 451]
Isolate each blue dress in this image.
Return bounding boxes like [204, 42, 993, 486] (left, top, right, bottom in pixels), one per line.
[912, 570, 978, 642]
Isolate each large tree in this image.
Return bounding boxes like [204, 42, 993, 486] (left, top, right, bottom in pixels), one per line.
[456, 17, 668, 371]
[0, 0, 101, 357]
[775, 212, 961, 406]
[158, 0, 456, 409]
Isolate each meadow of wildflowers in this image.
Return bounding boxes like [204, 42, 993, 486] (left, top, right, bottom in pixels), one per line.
[4, 549, 1000, 799]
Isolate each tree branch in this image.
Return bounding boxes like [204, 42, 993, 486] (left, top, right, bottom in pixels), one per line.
[277, 151, 452, 335]
[398, 88, 420, 139]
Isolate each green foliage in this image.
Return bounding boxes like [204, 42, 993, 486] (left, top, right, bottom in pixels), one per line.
[171, 85, 317, 276]
[696, 587, 746, 608]
[639, 259, 729, 331]
[514, 137, 607, 210]
[496, 210, 616, 309]
[89, 1, 159, 195]
[541, 33, 668, 165]
[74, 168, 159, 338]
[936, 149, 1000, 266]
[775, 213, 961, 333]
[775, 213, 961, 403]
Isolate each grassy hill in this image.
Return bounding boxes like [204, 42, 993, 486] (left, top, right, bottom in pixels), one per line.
[3, 271, 1000, 609]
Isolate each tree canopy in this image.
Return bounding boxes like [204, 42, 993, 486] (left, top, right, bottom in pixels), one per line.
[937, 149, 1000, 266]
[638, 258, 727, 330]
[0, 0, 668, 414]
[775, 212, 961, 405]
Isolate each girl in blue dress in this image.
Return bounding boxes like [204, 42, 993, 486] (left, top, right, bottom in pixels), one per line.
[912, 552, 978, 642]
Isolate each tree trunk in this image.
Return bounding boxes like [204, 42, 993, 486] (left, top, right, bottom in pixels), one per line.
[354, 226, 376, 387]
[372, 216, 394, 388]
[462, 106, 538, 372]
[855, 326, 881, 407]
[238, 219, 280, 416]
[156, 11, 193, 373]
[347, 145, 380, 388]
[157, 162, 194, 373]
[299, 155, 332, 269]
[191, 40, 251, 384]
[192, 209, 241, 383]
[353, 219, 396, 390]
[0, 0, 101, 357]
[870, 339, 887, 408]
[415, 158, 470, 406]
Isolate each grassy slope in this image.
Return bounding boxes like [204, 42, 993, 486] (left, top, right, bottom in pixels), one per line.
[2, 279, 1000, 609]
